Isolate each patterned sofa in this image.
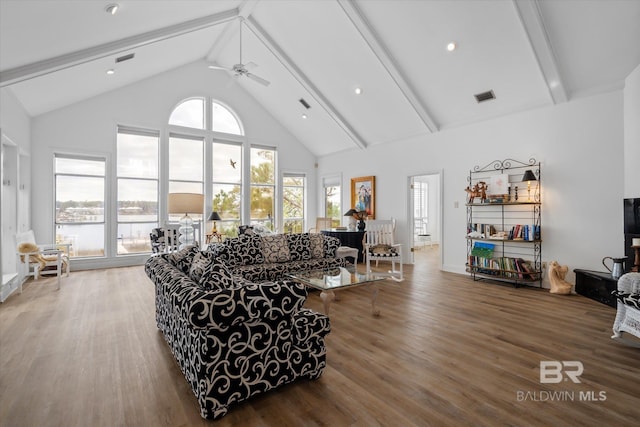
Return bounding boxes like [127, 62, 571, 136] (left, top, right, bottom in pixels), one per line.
[209, 232, 348, 282]
[144, 233, 345, 419]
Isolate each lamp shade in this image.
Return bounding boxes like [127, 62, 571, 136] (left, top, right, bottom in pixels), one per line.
[168, 193, 204, 215]
[208, 211, 221, 221]
[521, 170, 537, 182]
[344, 209, 358, 216]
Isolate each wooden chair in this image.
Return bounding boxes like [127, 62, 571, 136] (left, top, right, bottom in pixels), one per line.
[363, 219, 403, 281]
[16, 230, 70, 289]
[149, 226, 179, 254]
[309, 217, 333, 233]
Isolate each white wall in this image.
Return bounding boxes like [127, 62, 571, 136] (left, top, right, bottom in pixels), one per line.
[318, 90, 625, 286]
[0, 88, 31, 153]
[624, 63, 640, 198]
[30, 60, 316, 269]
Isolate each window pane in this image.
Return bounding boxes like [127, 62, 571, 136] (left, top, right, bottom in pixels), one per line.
[56, 224, 104, 257]
[169, 181, 203, 193]
[283, 176, 303, 186]
[250, 148, 274, 184]
[169, 136, 203, 182]
[56, 175, 104, 223]
[325, 185, 341, 226]
[117, 222, 156, 255]
[212, 102, 242, 135]
[169, 98, 204, 129]
[250, 186, 274, 220]
[212, 183, 241, 219]
[55, 157, 105, 176]
[284, 219, 303, 234]
[283, 186, 303, 219]
[117, 179, 158, 222]
[117, 132, 158, 178]
[212, 142, 241, 183]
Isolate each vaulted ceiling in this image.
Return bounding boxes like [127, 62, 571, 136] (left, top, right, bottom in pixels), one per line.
[1, 0, 639, 157]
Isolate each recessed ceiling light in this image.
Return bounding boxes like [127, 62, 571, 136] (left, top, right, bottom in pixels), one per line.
[354, 87, 362, 95]
[106, 69, 115, 75]
[302, 114, 308, 119]
[105, 3, 119, 15]
[447, 42, 456, 52]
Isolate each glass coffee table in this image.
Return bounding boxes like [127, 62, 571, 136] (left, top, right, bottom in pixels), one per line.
[288, 267, 386, 316]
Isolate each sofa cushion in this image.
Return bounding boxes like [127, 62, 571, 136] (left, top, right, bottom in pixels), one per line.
[261, 234, 291, 263]
[199, 259, 235, 291]
[323, 235, 340, 258]
[287, 233, 312, 261]
[189, 251, 213, 283]
[168, 244, 200, 274]
[224, 234, 265, 266]
[309, 234, 324, 259]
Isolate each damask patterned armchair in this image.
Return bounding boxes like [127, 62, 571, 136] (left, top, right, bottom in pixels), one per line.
[145, 245, 331, 419]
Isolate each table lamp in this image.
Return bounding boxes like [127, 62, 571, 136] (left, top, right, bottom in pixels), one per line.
[168, 193, 203, 249]
[521, 169, 537, 202]
[208, 211, 221, 234]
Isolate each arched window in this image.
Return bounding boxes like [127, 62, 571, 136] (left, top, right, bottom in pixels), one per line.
[212, 101, 243, 135]
[168, 98, 205, 129]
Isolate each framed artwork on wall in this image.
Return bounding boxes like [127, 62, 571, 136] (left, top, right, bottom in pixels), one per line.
[351, 176, 375, 219]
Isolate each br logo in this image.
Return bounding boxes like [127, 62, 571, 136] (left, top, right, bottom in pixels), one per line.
[540, 361, 584, 383]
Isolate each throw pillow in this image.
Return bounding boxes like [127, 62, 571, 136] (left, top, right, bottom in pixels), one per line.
[309, 234, 324, 259]
[199, 259, 235, 291]
[226, 234, 265, 266]
[323, 235, 340, 258]
[189, 251, 214, 283]
[261, 234, 291, 263]
[287, 233, 311, 261]
[167, 244, 200, 274]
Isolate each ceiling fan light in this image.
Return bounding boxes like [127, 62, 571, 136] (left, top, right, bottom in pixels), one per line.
[106, 69, 115, 75]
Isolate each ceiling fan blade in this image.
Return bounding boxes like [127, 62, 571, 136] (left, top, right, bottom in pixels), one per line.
[245, 72, 270, 86]
[244, 61, 258, 71]
[207, 64, 231, 71]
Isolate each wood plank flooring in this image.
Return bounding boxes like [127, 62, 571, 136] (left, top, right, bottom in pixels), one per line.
[1, 249, 639, 426]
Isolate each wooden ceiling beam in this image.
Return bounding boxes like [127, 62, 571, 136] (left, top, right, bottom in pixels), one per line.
[0, 8, 239, 87]
[513, 0, 568, 104]
[337, 0, 438, 133]
[245, 15, 367, 150]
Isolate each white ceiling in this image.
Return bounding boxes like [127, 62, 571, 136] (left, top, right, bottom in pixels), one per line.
[1, 0, 639, 157]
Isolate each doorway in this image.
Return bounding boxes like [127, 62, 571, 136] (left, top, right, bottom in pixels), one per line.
[408, 172, 442, 266]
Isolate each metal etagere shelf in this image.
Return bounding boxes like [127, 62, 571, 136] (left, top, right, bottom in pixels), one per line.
[465, 158, 542, 287]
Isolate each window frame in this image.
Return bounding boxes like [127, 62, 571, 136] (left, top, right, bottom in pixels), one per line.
[54, 153, 107, 259]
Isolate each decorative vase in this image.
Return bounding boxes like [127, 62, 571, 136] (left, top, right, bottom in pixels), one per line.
[357, 219, 366, 231]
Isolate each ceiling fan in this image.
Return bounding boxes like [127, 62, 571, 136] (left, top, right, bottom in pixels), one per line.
[208, 19, 270, 87]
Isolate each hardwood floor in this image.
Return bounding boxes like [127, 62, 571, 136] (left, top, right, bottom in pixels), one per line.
[1, 249, 639, 426]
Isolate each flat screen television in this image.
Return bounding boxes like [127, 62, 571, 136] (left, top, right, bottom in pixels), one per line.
[624, 198, 640, 272]
[624, 198, 640, 234]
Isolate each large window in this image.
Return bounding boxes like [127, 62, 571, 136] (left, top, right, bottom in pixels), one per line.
[250, 147, 276, 230]
[168, 134, 204, 222]
[283, 174, 305, 233]
[55, 155, 105, 258]
[168, 98, 205, 129]
[116, 128, 159, 255]
[211, 141, 242, 237]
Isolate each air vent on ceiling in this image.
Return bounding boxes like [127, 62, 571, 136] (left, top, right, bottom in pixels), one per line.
[474, 90, 495, 103]
[299, 98, 311, 109]
[116, 53, 135, 63]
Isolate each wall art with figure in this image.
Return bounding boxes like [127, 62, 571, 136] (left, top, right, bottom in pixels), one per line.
[351, 176, 375, 219]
